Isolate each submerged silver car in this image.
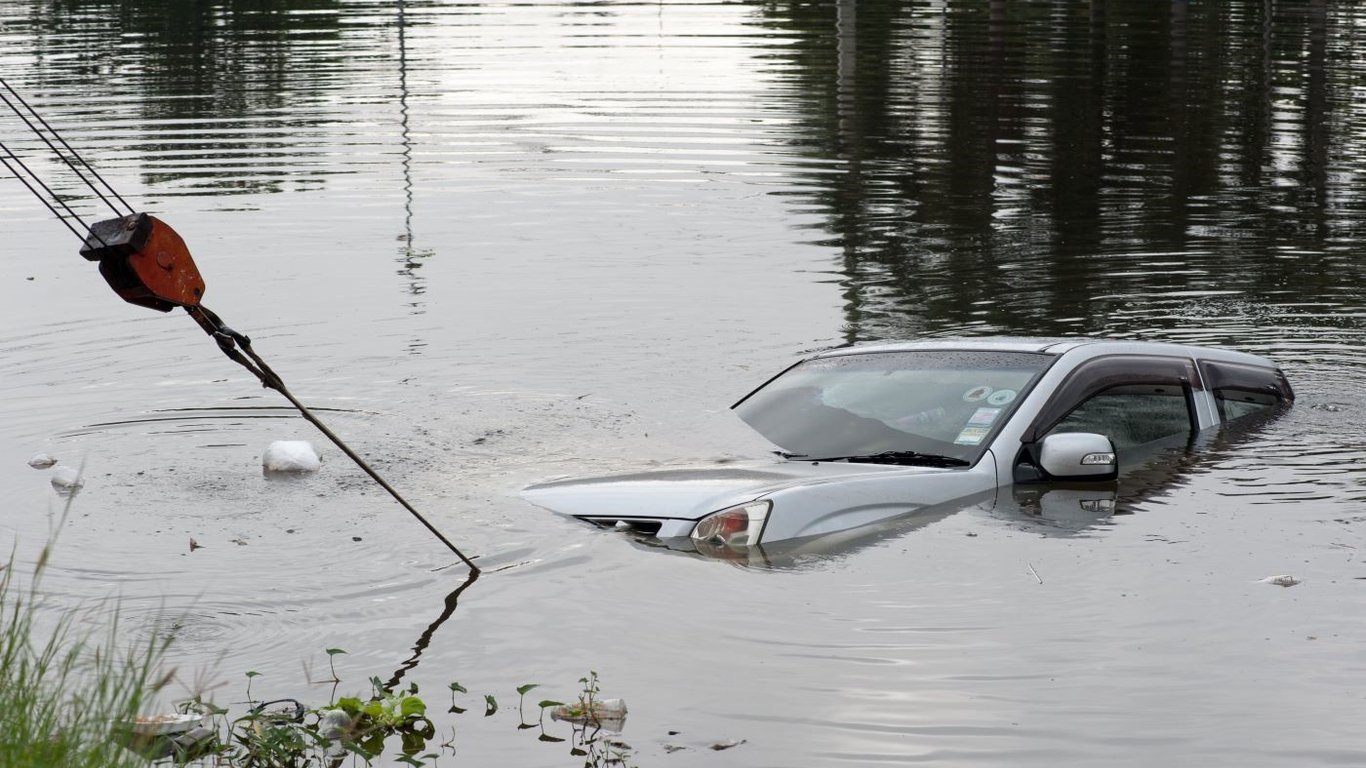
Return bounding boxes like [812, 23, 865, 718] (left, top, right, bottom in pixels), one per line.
[523, 338, 1292, 557]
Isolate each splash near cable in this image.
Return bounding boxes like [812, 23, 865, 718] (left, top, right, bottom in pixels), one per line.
[1, 77, 479, 575]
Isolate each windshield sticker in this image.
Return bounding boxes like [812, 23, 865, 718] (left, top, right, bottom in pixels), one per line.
[968, 407, 1001, 426]
[954, 426, 990, 445]
[962, 385, 993, 403]
[986, 388, 1017, 406]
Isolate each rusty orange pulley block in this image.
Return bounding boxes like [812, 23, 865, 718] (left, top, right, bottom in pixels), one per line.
[79, 213, 205, 312]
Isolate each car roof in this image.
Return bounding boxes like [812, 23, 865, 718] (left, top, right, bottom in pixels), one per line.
[810, 337, 1284, 369]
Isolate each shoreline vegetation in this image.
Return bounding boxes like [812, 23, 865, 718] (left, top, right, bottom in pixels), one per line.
[2, 500, 631, 767]
[1, 521, 170, 768]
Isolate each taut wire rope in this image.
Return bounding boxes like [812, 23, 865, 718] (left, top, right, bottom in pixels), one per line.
[0, 78, 479, 574]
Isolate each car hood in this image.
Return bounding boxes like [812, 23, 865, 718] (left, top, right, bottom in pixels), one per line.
[521, 460, 948, 523]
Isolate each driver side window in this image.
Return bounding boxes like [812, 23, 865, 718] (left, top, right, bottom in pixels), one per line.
[1015, 355, 1201, 483]
[1047, 384, 1194, 451]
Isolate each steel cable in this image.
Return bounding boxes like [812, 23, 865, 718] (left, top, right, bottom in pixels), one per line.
[0, 77, 133, 217]
[2, 79, 480, 574]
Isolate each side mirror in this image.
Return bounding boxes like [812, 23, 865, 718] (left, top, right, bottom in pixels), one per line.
[1030, 432, 1118, 481]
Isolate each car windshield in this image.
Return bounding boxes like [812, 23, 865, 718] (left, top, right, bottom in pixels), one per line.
[733, 349, 1055, 464]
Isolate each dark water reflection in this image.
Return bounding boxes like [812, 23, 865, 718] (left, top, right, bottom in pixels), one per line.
[4, 1, 1366, 766]
[758, 0, 1366, 347]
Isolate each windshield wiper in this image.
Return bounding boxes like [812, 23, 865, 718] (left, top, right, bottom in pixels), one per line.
[779, 450, 970, 467]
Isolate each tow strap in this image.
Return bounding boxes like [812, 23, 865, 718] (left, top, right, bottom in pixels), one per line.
[0, 77, 478, 574]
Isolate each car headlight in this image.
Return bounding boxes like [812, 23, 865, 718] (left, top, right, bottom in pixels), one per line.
[690, 500, 771, 548]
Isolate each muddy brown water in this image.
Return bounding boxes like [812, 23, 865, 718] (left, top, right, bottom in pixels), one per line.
[3, 1, 1366, 765]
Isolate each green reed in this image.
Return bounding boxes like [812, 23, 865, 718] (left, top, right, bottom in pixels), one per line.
[0, 502, 173, 768]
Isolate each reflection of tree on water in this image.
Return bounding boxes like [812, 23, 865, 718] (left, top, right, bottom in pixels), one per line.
[22, 0, 389, 194]
[756, 0, 1358, 342]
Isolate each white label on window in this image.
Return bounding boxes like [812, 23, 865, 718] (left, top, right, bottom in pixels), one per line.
[968, 407, 1001, 426]
[954, 426, 990, 445]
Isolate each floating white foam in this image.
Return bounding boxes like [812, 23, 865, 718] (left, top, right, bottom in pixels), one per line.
[50, 465, 83, 494]
[263, 441, 321, 473]
[28, 453, 57, 469]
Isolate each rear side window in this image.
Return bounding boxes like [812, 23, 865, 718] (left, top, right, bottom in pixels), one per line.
[1198, 360, 1294, 422]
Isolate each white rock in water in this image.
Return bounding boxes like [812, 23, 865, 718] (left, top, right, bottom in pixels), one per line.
[50, 465, 83, 494]
[1260, 574, 1301, 587]
[263, 441, 321, 473]
[28, 453, 57, 469]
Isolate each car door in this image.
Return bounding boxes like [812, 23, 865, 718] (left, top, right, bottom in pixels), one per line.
[1013, 354, 1204, 481]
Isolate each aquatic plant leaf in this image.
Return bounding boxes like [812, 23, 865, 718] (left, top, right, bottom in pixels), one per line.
[407, 717, 436, 740]
[360, 731, 386, 756]
[400, 696, 426, 718]
[448, 682, 466, 694]
[400, 729, 429, 756]
[325, 648, 347, 656]
[483, 694, 498, 717]
[537, 699, 565, 709]
[516, 683, 538, 695]
[344, 741, 378, 760]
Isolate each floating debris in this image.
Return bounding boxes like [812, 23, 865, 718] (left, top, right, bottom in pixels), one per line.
[189, 538, 203, 552]
[123, 713, 203, 736]
[1260, 574, 1301, 587]
[116, 713, 214, 760]
[316, 707, 353, 758]
[49, 465, 83, 494]
[317, 708, 353, 741]
[27, 452, 57, 469]
[710, 738, 746, 751]
[550, 698, 627, 730]
[263, 440, 321, 473]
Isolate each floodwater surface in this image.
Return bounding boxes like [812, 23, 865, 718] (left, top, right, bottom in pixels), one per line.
[3, 1, 1366, 765]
